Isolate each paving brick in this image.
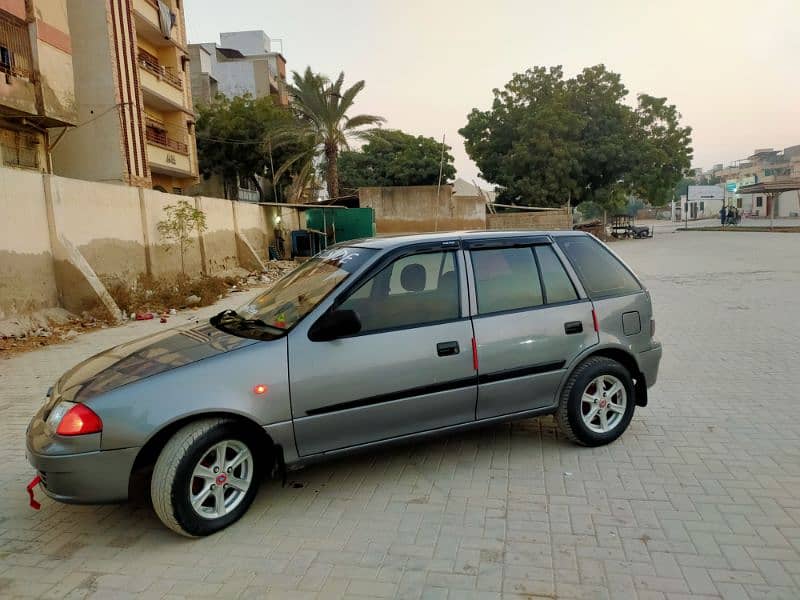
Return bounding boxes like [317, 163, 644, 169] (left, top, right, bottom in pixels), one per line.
[2, 232, 800, 598]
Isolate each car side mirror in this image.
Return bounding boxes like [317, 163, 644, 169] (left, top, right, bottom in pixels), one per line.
[308, 309, 362, 342]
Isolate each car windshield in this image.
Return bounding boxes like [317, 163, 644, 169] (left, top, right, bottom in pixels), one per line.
[211, 246, 376, 339]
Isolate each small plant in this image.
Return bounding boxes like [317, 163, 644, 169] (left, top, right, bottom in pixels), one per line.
[157, 200, 207, 275]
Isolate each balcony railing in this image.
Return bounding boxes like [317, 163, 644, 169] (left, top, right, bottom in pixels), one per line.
[137, 49, 183, 90]
[145, 117, 189, 154]
[0, 13, 33, 81]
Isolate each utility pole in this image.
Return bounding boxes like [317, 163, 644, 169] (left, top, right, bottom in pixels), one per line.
[434, 133, 446, 232]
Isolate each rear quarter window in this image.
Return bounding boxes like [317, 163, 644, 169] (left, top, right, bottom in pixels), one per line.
[556, 236, 641, 299]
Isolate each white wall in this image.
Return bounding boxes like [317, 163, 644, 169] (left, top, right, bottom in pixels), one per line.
[220, 30, 271, 55]
[218, 61, 257, 98]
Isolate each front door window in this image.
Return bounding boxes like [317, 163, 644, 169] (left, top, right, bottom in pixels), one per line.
[340, 250, 460, 333]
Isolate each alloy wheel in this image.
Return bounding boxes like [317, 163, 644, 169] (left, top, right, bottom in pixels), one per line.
[189, 440, 253, 519]
[581, 374, 627, 434]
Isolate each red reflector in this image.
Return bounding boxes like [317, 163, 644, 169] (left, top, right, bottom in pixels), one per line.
[253, 384, 268, 395]
[56, 404, 103, 436]
[592, 309, 599, 332]
[27, 475, 41, 510]
[471, 337, 479, 371]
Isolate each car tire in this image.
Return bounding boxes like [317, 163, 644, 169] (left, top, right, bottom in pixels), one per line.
[151, 418, 261, 537]
[556, 357, 635, 447]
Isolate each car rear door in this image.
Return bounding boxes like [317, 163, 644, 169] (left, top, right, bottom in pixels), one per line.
[466, 237, 598, 419]
[288, 243, 477, 456]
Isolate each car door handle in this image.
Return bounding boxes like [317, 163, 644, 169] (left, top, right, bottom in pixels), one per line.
[437, 341, 460, 356]
[564, 321, 583, 335]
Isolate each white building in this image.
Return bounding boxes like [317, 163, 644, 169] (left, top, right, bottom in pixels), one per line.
[681, 185, 724, 220]
[189, 30, 288, 108]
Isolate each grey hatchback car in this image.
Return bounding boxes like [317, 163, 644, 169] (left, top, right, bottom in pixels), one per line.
[27, 231, 661, 536]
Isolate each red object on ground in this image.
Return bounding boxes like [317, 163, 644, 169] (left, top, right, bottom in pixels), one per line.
[26, 475, 41, 510]
[136, 312, 154, 321]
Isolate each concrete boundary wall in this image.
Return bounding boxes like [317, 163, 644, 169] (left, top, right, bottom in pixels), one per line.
[0, 167, 279, 318]
[487, 208, 572, 231]
[359, 185, 485, 234]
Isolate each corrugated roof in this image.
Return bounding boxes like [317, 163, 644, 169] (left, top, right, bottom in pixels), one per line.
[217, 47, 245, 59]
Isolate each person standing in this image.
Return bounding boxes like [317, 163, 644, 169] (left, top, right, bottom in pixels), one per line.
[720, 205, 727, 226]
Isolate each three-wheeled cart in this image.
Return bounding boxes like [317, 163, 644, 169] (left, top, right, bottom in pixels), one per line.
[609, 214, 652, 239]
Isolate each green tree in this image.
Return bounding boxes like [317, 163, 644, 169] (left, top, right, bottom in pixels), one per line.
[337, 129, 456, 192]
[629, 94, 694, 206]
[157, 200, 207, 276]
[195, 94, 294, 201]
[459, 65, 693, 209]
[285, 67, 384, 200]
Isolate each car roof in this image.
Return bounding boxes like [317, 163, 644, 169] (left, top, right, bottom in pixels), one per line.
[344, 230, 587, 250]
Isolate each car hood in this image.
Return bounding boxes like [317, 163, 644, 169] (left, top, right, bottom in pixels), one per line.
[56, 321, 259, 402]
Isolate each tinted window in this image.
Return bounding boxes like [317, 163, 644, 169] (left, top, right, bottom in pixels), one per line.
[340, 251, 459, 333]
[556, 236, 641, 298]
[471, 248, 543, 314]
[535, 246, 578, 304]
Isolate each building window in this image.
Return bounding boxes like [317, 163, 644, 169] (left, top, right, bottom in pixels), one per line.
[0, 46, 10, 72]
[756, 197, 763, 207]
[1, 130, 40, 170]
[172, 187, 183, 195]
[0, 13, 34, 80]
[737, 198, 742, 208]
[699, 201, 704, 211]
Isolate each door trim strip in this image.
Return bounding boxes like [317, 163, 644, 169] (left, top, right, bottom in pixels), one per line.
[303, 361, 566, 416]
[304, 376, 477, 416]
[477, 361, 566, 385]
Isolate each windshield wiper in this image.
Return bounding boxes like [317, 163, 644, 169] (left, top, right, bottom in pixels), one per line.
[210, 310, 284, 336]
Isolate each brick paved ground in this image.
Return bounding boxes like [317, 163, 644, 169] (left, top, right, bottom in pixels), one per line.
[1, 231, 799, 599]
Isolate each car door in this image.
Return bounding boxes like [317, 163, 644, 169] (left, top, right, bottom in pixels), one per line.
[466, 238, 598, 420]
[288, 245, 477, 456]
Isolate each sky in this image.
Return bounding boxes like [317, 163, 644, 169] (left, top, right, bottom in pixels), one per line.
[185, 0, 800, 185]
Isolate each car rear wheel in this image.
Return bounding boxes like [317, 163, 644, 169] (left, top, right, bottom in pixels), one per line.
[151, 418, 261, 537]
[556, 357, 635, 446]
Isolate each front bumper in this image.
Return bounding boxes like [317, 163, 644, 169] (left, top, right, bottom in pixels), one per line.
[637, 342, 662, 388]
[26, 445, 139, 504]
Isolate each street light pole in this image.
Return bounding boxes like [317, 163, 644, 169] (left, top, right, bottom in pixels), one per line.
[434, 133, 446, 232]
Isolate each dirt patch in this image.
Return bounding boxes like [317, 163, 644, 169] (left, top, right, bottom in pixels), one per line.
[1, 261, 297, 357]
[103, 273, 231, 316]
[103, 260, 296, 316]
[0, 311, 110, 356]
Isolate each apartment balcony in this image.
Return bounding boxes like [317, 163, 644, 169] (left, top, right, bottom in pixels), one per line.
[132, 0, 182, 49]
[138, 50, 186, 111]
[145, 118, 195, 177]
[0, 13, 37, 115]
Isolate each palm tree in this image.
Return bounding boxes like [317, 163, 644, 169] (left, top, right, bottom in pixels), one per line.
[287, 67, 384, 200]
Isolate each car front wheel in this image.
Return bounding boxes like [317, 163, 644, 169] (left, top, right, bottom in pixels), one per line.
[151, 418, 261, 537]
[556, 357, 635, 446]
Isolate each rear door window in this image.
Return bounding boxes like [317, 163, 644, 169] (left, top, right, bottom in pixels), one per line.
[471, 248, 543, 314]
[534, 245, 578, 304]
[556, 236, 641, 299]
